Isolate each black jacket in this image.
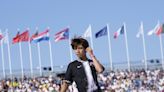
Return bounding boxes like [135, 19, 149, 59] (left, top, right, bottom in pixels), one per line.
[64, 60, 104, 92]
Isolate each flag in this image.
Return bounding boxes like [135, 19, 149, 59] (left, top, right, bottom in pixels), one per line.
[136, 23, 144, 38]
[114, 25, 124, 39]
[147, 30, 154, 36]
[0, 31, 3, 40]
[147, 22, 160, 36]
[12, 30, 29, 44]
[82, 25, 94, 49]
[54, 27, 69, 42]
[1, 31, 8, 44]
[83, 25, 91, 38]
[95, 26, 107, 38]
[31, 29, 49, 43]
[155, 24, 164, 36]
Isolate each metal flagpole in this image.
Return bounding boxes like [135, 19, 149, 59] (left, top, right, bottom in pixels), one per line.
[47, 27, 54, 72]
[49, 38, 53, 72]
[19, 42, 24, 79]
[6, 29, 13, 79]
[28, 28, 33, 77]
[28, 40, 33, 77]
[68, 27, 73, 61]
[159, 33, 164, 70]
[140, 22, 148, 70]
[124, 23, 130, 71]
[107, 24, 113, 70]
[157, 21, 164, 70]
[17, 28, 24, 80]
[37, 43, 42, 76]
[0, 29, 6, 78]
[89, 25, 94, 50]
[35, 27, 42, 76]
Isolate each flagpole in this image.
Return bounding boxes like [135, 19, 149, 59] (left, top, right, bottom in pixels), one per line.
[6, 29, 12, 79]
[37, 43, 42, 76]
[35, 27, 42, 76]
[123, 23, 130, 71]
[47, 27, 54, 72]
[49, 39, 53, 72]
[69, 37, 73, 61]
[19, 42, 24, 79]
[140, 22, 148, 70]
[28, 42, 33, 77]
[6, 30, 13, 92]
[27, 28, 33, 77]
[90, 25, 94, 50]
[0, 29, 6, 78]
[17, 28, 24, 80]
[157, 21, 164, 70]
[107, 24, 113, 70]
[67, 27, 73, 62]
[159, 33, 164, 70]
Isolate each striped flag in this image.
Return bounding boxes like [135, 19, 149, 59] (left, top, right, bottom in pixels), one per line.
[1, 31, 8, 44]
[147, 22, 160, 36]
[31, 29, 49, 43]
[114, 25, 124, 39]
[155, 24, 164, 36]
[54, 27, 69, 42]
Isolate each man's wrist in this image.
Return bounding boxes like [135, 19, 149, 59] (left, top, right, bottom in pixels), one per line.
[90, 54, 95, 58]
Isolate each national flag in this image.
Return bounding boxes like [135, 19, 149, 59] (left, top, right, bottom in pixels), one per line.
[147, 22, 160, 36]
[31, 29, 49, 43]
[155, 24, 164, 36]
[114, 25, 124, 39]
[54, 27, 69, 42]
[136, 22, 144, 38]
[83, 25, 91, 38]
[1, 31, 9, 44]
[0, 31, 3, 40]
[95, 26, 107, 38]
[147, 30, 155, 36]
[12, 30, 29, 44]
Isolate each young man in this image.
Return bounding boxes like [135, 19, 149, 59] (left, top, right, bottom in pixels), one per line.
[60, 37, 104, 92]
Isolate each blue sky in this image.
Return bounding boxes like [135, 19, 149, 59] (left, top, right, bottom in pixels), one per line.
[0, 0, 164, 76]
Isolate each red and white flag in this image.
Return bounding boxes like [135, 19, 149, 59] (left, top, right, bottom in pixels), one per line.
[0, 31, 3, 40]
[12, 30, 29, 44]
[147, 22, 160, 36]
[54, 27, 69, 42]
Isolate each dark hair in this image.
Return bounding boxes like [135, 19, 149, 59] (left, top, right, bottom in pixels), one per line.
[71, 37, 89, 50]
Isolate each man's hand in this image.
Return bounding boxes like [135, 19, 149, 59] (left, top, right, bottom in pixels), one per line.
[85, 47, 94, 56]
[86, 47, 105, 73]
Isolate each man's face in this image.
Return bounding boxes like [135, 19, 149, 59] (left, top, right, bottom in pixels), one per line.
[74, 44, 86, 58]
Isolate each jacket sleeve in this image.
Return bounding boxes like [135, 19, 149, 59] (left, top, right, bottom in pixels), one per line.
[64, 63, 73, 84]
